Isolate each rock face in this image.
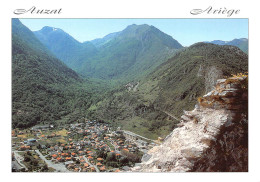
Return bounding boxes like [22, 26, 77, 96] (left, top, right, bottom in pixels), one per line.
[204, 66, 223, 93]
[131, 76, 248, 172]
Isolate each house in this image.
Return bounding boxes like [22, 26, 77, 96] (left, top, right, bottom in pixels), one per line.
[20, 145, 30, 151]
[12, 130, 16, 137]
[52, 154, 58, 159]
[100, 166, 106, 171]
[31, 125, 50, 131]
[65, 157, 72, 161]
[90, 167, 95, 172]
[27, 138, 37, 145]
[96, 162, 102, 166]
[87, 156, 93, 160]
[40, 144, 47, 149]
[80, 159, 85, 163]
[65, 161, 74, 166]
[122, 166, 130, 171]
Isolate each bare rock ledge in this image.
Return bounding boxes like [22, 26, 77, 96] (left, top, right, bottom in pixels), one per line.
[131, 76, 248, 172]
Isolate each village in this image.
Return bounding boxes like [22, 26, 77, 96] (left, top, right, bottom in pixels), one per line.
[12, 119, 159, 172]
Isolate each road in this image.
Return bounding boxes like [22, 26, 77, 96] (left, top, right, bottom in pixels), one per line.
[161, 110, 180, 121]
[13, 151, 28, 170]
[83, 156, 100, 172]
[35, 150, 69, 172]
[121, 130, 155, 143]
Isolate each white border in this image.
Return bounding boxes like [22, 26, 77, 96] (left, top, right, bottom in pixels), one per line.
[1, 0, 260, 182]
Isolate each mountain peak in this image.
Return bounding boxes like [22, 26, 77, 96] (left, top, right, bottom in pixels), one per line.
[123, 24, 151, 33]
[120, 24, 182, 48]
[39, 26, 63, 34]
[34, 26, 84, 65]
[205, 38, 248, 53]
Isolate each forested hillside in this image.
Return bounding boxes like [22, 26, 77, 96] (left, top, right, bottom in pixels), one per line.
[12, 19, 104, 128]
[34, 24, 183, 82]
[13, 19, 248, 140]
[91, 43, 248, 139]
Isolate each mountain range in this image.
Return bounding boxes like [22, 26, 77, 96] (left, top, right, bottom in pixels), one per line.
[12, 19, 248, 139]
[91, 42, 248, 138]
[12, 19, 104, 128]
[34, 24, 183, 82]
[205, 38, 248, 54]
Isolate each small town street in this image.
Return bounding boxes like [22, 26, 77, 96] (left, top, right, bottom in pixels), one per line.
[83, 156, 100, 172]
[35, 150, 69, 172]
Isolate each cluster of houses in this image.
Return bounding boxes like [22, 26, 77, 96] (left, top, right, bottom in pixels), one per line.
[12, 120, 155, 172]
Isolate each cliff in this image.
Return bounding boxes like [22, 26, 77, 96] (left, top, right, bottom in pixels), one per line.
[131, 76, 248, 172]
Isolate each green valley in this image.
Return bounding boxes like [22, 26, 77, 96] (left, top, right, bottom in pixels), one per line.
[91, 43, 248, 139]
[13, 19, 248, 140]
[12, 19, 108, 129]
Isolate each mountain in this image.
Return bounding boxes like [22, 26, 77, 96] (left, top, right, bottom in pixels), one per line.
[91, 43, 248, 139]
[12, 19, 100, 128]
[131, 76, 248, 172]
[17, 20, 248, 140]
[34, 24, 183, 81]
[205, 38, 248, 54]
[90, 31, 120, 48]
[34, 26, 98, 68]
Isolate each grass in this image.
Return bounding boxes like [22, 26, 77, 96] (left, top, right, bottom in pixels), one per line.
[17, 135, 27, 139]
[55, 129, 68, 137]
[48, 167, 56, 172]
[55, 138, 67, 144]
[136, 79, 159, 103]
[115, 116, 161, 140]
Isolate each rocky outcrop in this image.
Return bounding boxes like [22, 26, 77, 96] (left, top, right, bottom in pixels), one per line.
[131, 76, 248, 172]
[204, 66, 223, 93]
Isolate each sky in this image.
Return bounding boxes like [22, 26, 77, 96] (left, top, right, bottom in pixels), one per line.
[20, 19, 248, 47]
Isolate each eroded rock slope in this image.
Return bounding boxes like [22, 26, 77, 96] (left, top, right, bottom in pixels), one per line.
[131, 76, 248, 172]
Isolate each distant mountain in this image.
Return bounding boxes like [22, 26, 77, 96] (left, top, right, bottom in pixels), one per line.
[205, 38, 248, 54]
[34, 24, 183, 81]
[12, 19, 99, 128]
[89, 32, 120, 48]
[92, 43, 248, 139]
[34, 26, 98, 68]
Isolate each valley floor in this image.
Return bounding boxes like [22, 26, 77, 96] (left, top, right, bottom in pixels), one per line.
[12, 119, 158, 172]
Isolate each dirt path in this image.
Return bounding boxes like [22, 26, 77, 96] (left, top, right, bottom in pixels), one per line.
[161, 110, 180, 121]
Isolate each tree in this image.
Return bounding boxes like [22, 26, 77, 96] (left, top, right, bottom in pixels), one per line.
[119, 157, 129, 166]
[106, 152, 116, 162]
[37, 144, 42, 149]
[121, 150, 141, 163]
[24, 155, 31, 162]
[30, 159, 39, 166]
[42, 164, 48, 171]
[96, 150, 107, 159]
